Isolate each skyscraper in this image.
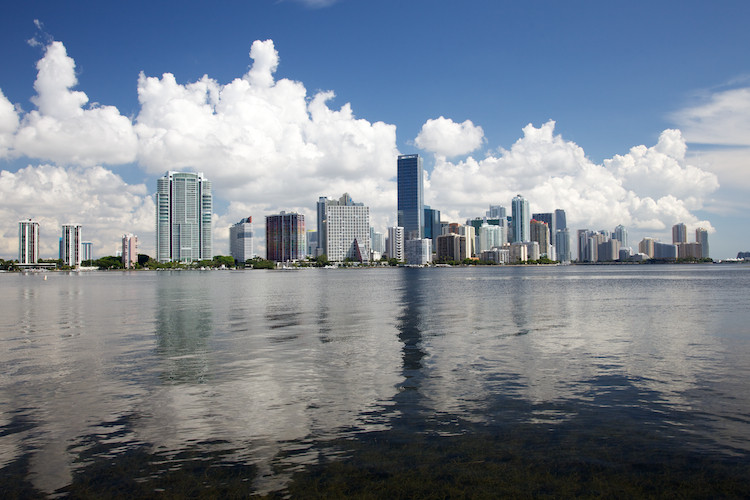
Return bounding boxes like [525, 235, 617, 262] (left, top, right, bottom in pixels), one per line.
[530, 219, 550, 256]
[672, 222, 687, 244]
[423, 205, 441, 252]
[613, 224, 628, 249]
[397, 154, 424, 240]
[532, 212, 555, 236]
[555, 227, 571, 263]
[555, 209, 567, 231]
[122, 234, 138, 268]
[18, 219, 39, 264]
[230, 217, 254, 263]
[266, 212, 305, 262]
[696, 227, 709, 259]
[511, 194, 530, 243]
[155, 171, 212, 263]
[61, 224, 82, 267]
[318, 193, 371, 262]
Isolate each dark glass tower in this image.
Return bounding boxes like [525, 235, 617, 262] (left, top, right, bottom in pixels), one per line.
[397, 154, 424, 240]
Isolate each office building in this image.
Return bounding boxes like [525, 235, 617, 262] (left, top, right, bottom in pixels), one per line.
[82, 241, 93, 262]
[405, 238, 432, 265]
[61, 224, 82, 267]
[18, 219, 39, 264]
[371, 228, 385, 255]
[555, 209, 567, 231]
[678, 242, 703, 259]
[555, 227, 571, 263]
[672, 222, 687, 244]
[423, 205, 441, 252]
[654, 242, 678, 260]
[307, 230, 318, 257]
[480, 247, 510, 264]
[696, 228, 709, 259]
[122, 234, 138, 268]
[613, 224, 628, 249]
[639, 237, 656, 258]
[597, 238, 621, 262]
[266, 212, 306, 262]
[155, 171, 212, 262]
[487, 205, 506, 219]
[511, 194, 530, 243]
[230, 217, 254, 263]
[317, 193, 370, 262]
[397, 154, 424, 240]
[386, 226, 404, 261]
[530, 219, 550, 257]
[532, 213, 555, 236]
[437, 233, 466, 262]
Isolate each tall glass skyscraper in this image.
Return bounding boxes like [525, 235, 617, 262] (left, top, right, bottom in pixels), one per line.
[156, 171, 212, 263]
[511, 194, 530, 243]
[397, 154, 424, 241]
[423, 205, 441, 252]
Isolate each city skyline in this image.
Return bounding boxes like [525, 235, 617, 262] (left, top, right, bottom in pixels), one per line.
[1, 2, 749, 259]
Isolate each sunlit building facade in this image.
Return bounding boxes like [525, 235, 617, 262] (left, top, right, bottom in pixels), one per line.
[18, 219, 39, 264]
[155, 171, 212, 263]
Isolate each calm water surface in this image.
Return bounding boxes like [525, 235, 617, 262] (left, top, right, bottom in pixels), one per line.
[1, 265, 749, 497]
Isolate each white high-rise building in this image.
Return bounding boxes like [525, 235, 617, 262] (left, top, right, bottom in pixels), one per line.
[614, 224, 628, 249]
[19, 219, 39, 264]
[386, 226, 404, 262]
[61, 224, 82, 267]
[511, 194, 530, 243]
[230, 217, 254, 263]
[122, 234, 138, 268]
[405, 238, 432, 265]
[155, 171, 212, 262]
[318, 193, 371, 262]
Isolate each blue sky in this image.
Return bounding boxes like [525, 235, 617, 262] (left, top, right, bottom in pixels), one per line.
[1, 0, 749, 259]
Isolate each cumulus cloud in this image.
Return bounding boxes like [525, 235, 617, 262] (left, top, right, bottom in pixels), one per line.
[12, 41, 137, 166]
[426, 121, 717, 240]
[135, 39, 399, 238]
[414, 116, 484, 157]
[0, 164, 154, 258]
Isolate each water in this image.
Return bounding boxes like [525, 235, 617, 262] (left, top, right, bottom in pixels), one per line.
[1, 265, 749, 497]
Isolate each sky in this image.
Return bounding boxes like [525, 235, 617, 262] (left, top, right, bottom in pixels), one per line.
[1, 0, 749, 260]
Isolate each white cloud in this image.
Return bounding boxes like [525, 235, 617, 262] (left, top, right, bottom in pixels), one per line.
[12, 41, 137, 166]
[414, 116, 484, 157]
[670, 85, 750, 215]
[0, 89, 19, 158]
[672, 87, 750, 146]
[135, 39, 399, 229]
[0, 164, 154, 258]
[426, 121, 717, 240]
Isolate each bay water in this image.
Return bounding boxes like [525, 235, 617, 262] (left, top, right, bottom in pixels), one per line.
[1, 265, 749, 497]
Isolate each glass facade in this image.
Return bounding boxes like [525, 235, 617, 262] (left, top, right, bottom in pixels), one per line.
[155, 171, 212, 263]
[266, 212, 305, 262]
[397, 154, 424, 241]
